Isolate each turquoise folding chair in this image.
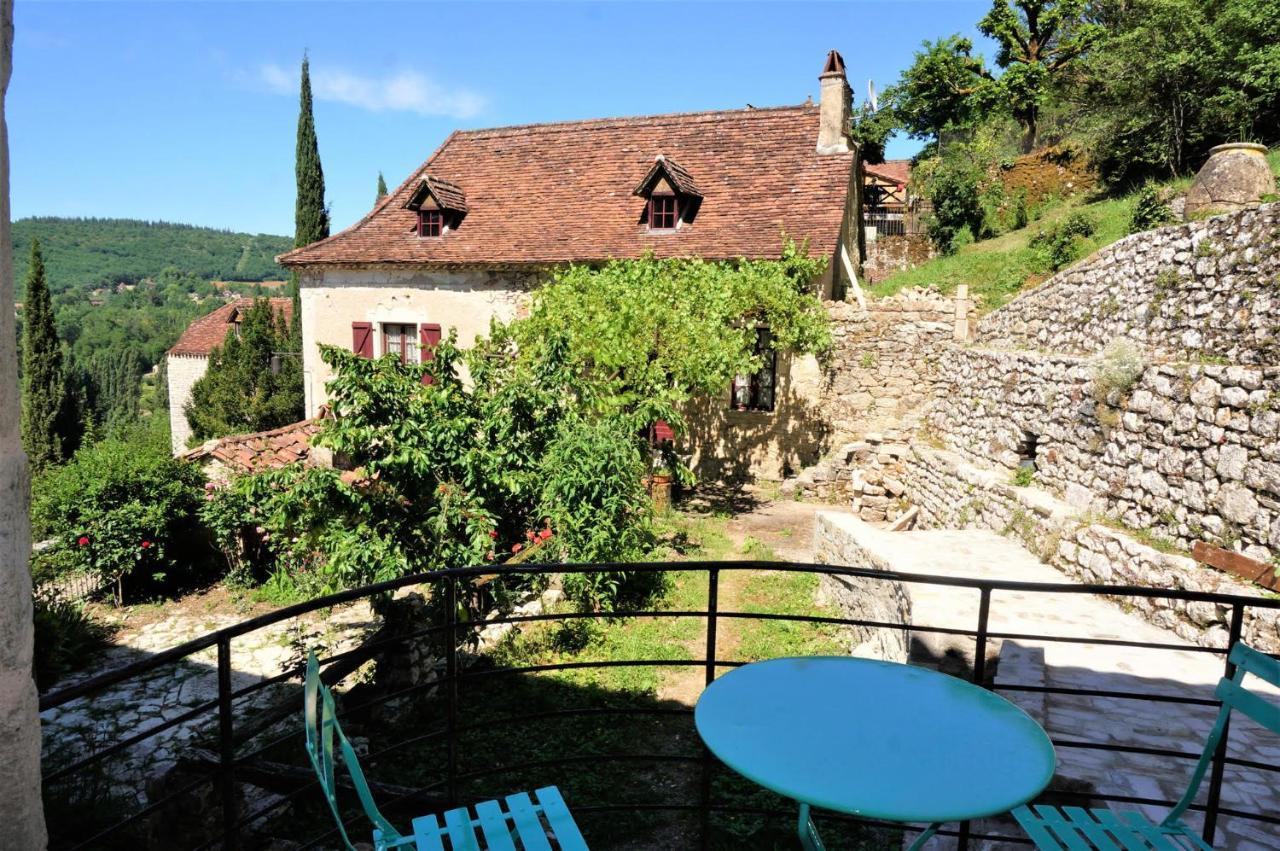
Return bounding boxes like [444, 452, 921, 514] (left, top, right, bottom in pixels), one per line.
[303, 652, 590, 850]
[1013, 642, 1280, 850]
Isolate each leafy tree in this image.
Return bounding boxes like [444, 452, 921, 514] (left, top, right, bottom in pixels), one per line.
[293, 54, 329, 327]
[185, 299, 304, 441]
[202, 335, 654, 606]
[978, 0, 1103, 152]
[20, 238, 67, 470]
[376, 172, 388, 201]
[1073, 0, 1280, 184]
[514, 241, 832, 459]
[30, 419, 206, 603]
[891, 36, 995, 141]
[849, 102, 898, 164]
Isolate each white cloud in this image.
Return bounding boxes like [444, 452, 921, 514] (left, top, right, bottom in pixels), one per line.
[259, 63, 486, 119]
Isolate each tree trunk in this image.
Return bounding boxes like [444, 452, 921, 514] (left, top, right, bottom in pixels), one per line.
[0, 0, 49, 843]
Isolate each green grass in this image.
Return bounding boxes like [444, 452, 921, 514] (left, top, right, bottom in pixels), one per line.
[874, 153, 1280, 312]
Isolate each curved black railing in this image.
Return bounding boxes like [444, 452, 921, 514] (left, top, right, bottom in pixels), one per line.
[38, 561, 1280, 850]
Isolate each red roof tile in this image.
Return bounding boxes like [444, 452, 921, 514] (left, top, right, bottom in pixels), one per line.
[181, 418, 321, 474]
[279, 104, 856, 268]
[168, 297, 294, 357]
[865, 159, 911, 186]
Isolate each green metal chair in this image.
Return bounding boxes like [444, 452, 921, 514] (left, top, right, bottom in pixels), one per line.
[1013, 641, 1280, 850]
[303, 652, 590, 850]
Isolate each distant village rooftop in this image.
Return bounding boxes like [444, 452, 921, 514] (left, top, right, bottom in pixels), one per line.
[167, 296, 293, 357]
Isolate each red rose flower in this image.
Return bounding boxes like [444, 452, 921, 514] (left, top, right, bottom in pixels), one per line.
[512, 543, 523, 554]
[488, 530, 498, 539]
[141, 541, 151, 549]
[539, 529, 552, 541]
[77, 536, 90, 547]
[525, 530, 536, 542]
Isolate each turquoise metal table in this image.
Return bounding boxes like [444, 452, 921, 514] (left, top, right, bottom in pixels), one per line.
[694, 656, 1056, 850]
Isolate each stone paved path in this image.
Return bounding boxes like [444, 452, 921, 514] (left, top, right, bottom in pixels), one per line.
[841, 519, 1279, 850]
[40, 598, 380, 807]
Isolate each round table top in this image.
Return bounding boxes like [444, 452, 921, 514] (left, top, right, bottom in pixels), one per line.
[694, 656, 1056, 824]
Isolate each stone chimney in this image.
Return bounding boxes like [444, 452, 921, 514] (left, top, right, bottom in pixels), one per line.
[817, 49, 852, 154]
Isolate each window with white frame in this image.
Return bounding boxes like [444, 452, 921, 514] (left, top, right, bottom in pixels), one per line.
[382, 323, 419, 364]
[730, 327, 776, 412]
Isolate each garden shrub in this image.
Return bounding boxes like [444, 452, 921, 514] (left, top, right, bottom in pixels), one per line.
[32, 593, 109, 690]
[1031, 210, 1097, 271]
[31, 420, 207, 601]
[1092, 338, 1145, 402]
[1129, 184, 1176, 234]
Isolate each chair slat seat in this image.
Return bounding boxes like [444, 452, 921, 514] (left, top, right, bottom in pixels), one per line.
[303, 652, 590, 851]
[1014, 641, 1280, 851]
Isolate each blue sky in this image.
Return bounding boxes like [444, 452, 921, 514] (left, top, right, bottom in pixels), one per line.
[11, 1, 992, 236]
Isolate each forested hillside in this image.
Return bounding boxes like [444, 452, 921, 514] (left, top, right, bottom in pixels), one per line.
[12, 217, 291, 296]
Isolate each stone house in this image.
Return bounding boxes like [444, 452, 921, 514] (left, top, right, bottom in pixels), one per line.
[278, 51, 867, 480]
[166, 296, 293, 453]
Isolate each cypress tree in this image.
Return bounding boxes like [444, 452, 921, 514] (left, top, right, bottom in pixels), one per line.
[19, 238, 65, 470]
[293, 53, 329, 331]
[376, 172, 388, 202]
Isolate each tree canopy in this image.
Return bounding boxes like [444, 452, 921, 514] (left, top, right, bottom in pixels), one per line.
[20, 238, 68, 470]
[184, 299, 304, 442]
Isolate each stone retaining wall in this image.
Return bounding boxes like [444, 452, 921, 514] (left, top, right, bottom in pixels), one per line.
[839, 439, 1280, 653]
[926, 346, 1280, 561]
[976, 203, 1280, 363]
[812, 511, 912, 663]
[816, 288, 970, 443]
[862, 233, 934, 284]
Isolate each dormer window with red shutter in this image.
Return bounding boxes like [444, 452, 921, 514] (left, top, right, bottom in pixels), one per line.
[634, 155, 702, 233]
[404, 175, 467, 239]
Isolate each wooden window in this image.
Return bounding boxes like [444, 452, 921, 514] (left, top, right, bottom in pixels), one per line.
[649, 194, 678, 230]
[730, 327, 776, 412]
[418, 210, 444, 238]
[419, 323, 442, 385]
[382, 323, 419, 364]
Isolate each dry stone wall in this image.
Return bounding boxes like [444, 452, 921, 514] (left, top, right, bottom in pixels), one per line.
[812, 511, 911, 663]
[817, 288, 969, 441]
[977, 203, 1280, 363]
[863, 234, 934, 284]
[835, 438, 1280, 653]
[926, 346, 1280, 562]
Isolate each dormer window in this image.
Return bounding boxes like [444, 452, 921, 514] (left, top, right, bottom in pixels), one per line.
[418, 210, 444, 238]
[649, 194, 678, 230]
[404, 174, 467, 239]
[634, 155, 702, 232]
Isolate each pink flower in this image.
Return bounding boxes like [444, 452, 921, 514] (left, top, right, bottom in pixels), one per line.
[485, 551, 495, 561]
[255, 526, 265, 534]
[77, 536, 89, 547]
[204, 482, 216, 491]
[539, 529, 552, 541]
[525, 530, 536, 542]
[512, 543, 523, 554]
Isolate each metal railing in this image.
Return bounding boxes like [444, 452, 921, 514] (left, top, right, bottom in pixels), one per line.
[38, 561, 1280, 850]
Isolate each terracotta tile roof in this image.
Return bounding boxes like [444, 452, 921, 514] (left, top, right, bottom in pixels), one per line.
[405, 175, 469, 213]
[181, 418, 322, 474]
[168, 297, 294, 357]
[865, 159, 911, 186]
[279, 104, 856, 268]
[633, 155, 703, 198]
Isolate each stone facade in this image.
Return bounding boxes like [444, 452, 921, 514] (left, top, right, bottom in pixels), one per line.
[166, 352, 208, 453]
[812, 511, 911, 662]
[299, 265, 539, 418]
[977, 203, 1280, 363]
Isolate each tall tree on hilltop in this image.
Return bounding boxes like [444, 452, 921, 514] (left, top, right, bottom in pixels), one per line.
[293, 53, 328, 334]
[978, 0, 1103, 151]
[376, 172, 388, 202]
[19, 238, 66, 470]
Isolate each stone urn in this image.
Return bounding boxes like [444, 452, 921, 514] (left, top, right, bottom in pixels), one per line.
[1184, 143, 1275, 217]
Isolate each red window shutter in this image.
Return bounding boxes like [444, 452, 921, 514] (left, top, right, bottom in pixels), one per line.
[653, 420, 674, 442]
[420, 323, 442, 384]
[352, 322, 373, 358]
